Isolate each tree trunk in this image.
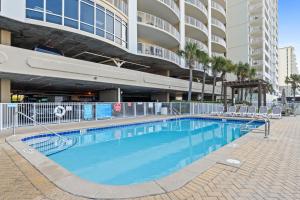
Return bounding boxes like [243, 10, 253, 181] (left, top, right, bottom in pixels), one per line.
[250, 88, 253, 104]
[244, 88, 249, 102]
[201, 69, 206, 103]
[212, 76, 216, 101]
[188, 67, 193, 101]
[220, 74, 225, 102]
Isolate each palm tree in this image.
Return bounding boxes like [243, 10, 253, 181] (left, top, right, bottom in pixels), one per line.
[235, 62, 250, 101]
[219, 59, 236, 102]
[178, 42, 199, 101]
[244, 67, 257, 103]
[196, 50, 211, 102]
[211, 56, 227, 101]
[285, 74, 300, 100]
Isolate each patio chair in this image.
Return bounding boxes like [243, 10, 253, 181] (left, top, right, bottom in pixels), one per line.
[236, 106, 248, 117]
[246, 106, 257, 117]
[256, 106, 268, 118]
[269, 106, 282, 119]
[224, 106, 236, 117]
[211, 106, 224, 116]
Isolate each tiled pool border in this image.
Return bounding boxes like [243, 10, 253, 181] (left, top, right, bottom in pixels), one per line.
[6, 116, 266, 199]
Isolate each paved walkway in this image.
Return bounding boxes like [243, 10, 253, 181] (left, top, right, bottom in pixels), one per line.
[0, 116, 300, 200]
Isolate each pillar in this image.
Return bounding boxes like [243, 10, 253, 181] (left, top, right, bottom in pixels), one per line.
[128, 0, 137, 54]
[99, 89, 121, 102]
[258, 84, 262, 108]
[263, 86, 267, 106]
[151, 93, 170, 102]
[231, 87, 234, 106]
[0, 30, 11, 45]
[0, 79, 11, 103]
[224, 83, 227, 111]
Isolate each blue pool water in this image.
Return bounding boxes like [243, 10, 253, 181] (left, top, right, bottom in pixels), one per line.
[27, 118, 263, 185]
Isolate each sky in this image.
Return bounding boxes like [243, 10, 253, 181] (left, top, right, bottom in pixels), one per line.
[278, 0, 300, 68]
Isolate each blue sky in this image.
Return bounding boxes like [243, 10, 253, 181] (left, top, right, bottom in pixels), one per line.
[279, 0, 300, 67]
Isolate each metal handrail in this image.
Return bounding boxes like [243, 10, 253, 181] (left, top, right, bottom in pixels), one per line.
[14, 111, 68, 142]
[242, 117, 270, 138]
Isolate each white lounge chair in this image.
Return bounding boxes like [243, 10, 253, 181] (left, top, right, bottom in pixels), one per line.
[236, 106, 248, 117]
[256, 106, 268, 118]
[225, 106, 236, 117]
[211, 106, 224, 116]
[269, 106, 282, 119]
[246, 106, 257, 117]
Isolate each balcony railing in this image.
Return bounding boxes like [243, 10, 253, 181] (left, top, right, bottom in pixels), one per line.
[137, 11, 180, 41]
[251, 48, 263, 55]
[106, 0, 128, 16]
[185, 0, 208, 16]
[185, 16, 208, 36]
[252, 60, 264, 67]
[211, 1, 226, 16]
[211, 18, 226, 32]
[137, 42, 181, 65]
[212, 52, 225, 57]
[186, 37, 208, 52]
[211, 35, 226, 48]
[158, 0, 180, 18]
[250, 38, 263, 45]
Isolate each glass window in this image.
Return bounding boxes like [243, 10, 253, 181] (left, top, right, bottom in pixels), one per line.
[65, 18, 78, 28]
[65, 0, 78, 20]
[96, 28, 105, 37]
[106, 12, 114, 33]
[122, 22, 127, 42]
[106, 33, 114, 41]
[46, 0, 62, 15]
[46, 14, 62, 24]
[26, 0, 44, 11]
[26, 10, 44, 20]
[115, 17, 121, 39]
[80, 23, 94, 33]
[96, 8, 105, 29]
[80, 1, 94, 25]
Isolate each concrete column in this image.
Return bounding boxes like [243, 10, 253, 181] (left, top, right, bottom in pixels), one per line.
[0, 30, 11, 46]
[207, 0, 212, 57]
[179, 0, 185, 49]
[155, 70, 170, 77]
[151, 93, 170, 102]
[99, 89, 121, 102]
[128, 0, 137, 54]
[0, 79, 11, 103]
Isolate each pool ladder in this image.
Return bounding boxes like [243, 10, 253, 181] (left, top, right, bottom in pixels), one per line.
[13, 111, 77, 155]
[240, 117, 270, 138]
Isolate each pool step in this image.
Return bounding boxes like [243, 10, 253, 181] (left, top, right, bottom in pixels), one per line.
[28, 137, 77, 156]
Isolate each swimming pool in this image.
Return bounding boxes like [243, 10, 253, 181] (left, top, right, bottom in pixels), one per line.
[24, 118, 263, 185]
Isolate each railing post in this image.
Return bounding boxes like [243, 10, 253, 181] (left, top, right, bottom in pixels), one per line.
[134, 103, 137, 117]
[144, 103, 147, 116]
[0, 104, 2, 131]
[78, 103, 81, 122]
[170, 102, 173, 115]
[123, 102, 126, 118]
[179, 102, 182, 114]
[33, 103, 37, 126]
[13, 107, 17, 136]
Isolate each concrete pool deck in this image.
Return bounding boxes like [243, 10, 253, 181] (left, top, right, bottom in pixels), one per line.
[1, 115, 300, 199]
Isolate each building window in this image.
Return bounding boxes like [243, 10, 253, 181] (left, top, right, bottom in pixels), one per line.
[26, 0, 44, 20]
[64, 0, 78, 28]
[25, 0, 128, 48]
[80, 0, 94, 33]
[106, 11, 114, 41]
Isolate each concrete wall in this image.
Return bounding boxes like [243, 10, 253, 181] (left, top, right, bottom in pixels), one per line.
[226, 0, 249, 64]
[0, 45, 222, 95]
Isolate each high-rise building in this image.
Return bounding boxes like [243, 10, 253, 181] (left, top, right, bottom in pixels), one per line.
[278, 46, 299, 96]
[0, 0, 226, 102]
[227, 0, 279, 94]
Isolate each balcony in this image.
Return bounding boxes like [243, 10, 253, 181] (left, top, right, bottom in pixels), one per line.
[211, 35, 226, 52]
[185, 16, 208, 41]
[137, 11, 180, 48]
[250, 26, 263, 36]
[137, 0, 180, 24]
[185, 0, 208, 23]
[251, 48, 264, 58]
[186, 37, 208, 53]
[250, 38, 263, 47]
[249, 2, 262, 14]
[137, 42, 181, 66]
[252, 60, 264, 67]
[106, 0, 128, 16]
[211, 0, 226, 22]
[211, 17, 226, 37]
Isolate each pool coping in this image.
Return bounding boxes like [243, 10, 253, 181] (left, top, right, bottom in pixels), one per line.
[6, 115, 267, 199]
